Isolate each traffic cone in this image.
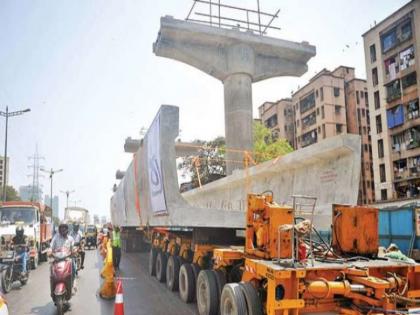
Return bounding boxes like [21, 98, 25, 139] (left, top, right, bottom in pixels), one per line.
[114, 279, 124, 315]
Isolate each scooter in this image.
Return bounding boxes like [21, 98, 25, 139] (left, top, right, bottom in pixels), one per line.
[50, 248, 75, 315]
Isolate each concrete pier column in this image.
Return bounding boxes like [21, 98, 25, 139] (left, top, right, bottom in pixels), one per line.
[224, 73, 253, 174]
[154, 16, 316, 175]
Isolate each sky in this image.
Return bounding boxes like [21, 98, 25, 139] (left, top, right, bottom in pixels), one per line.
[0, 0, 410, 219]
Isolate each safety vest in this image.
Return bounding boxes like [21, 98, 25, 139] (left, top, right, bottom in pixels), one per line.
[112, 231, 121, 248]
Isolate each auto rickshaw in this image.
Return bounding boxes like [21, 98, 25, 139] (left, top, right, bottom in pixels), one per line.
[85, 225, 97, 249]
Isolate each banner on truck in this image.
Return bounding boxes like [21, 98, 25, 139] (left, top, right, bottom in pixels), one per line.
[147, 112, 167, 214]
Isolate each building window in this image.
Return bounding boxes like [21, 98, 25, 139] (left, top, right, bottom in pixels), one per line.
[362, 109, 365, 117]
[363, 126, 367, 134]
[401, 20, 413, 42]
[316, 108, 320, 115]
[321, 106, 325, 119]
[265, 114, 278, 128]
[316, 90, 319, 98]
[365, 92, 369, 106]
[367, 110, 370, 123]
[381, 189, 388, 201]
[376, 114, 382, 134]
[386, 80, 401, 102]
[302, 112, 316, 129]
[336, 124, 343, 134]
[370, 44, 376, 63]
[301, 130, 317, 147]
[335, 105, 341, 114]
[407, 98, 419, 120]
[402, 71, 417, 89]
[364, 144, 368, 152]
[374, 91, 380, 109]
[357, 108, 361, 121]
[379, 164, 386, 183]
[378, 139, 384, 158]
[322, 124, 326, 138]
[320, 87, 324, 101]
[384, 55, 399, 80]
[400, 46, 415, 71]
[299, 92, 316, 113]
[386, 104, 404, 128]
[356, 91, 360, 104]
[372, 68, 378, 86]
[381, 27, 398, 53]
[334, 87, 340, 97]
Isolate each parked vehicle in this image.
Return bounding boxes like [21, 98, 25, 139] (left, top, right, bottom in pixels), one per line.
[50, 247, 75, 315]
[0, 246, 30, 293]
[0, 202, 53, 269]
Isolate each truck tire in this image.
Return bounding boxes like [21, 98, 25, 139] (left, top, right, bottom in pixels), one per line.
[156, 251, 168, 283]
[212, 269, 226, 296]
[239, 282, 263, 315]
[148, 248, 157, 276]
[179, 263, 195, 303]
[166, 255, 180, 291]
[196, 270, 219, 315]
[220, 283, 247, 315]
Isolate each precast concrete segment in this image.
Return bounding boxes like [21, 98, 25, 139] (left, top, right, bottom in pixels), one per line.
[183, 134, 362, 230]
[153, 16, 316, 174]
[111, 105, 245, 229]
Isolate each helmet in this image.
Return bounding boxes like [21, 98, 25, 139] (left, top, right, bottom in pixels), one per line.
[16, 226, 24, 237]
[58, 223, 69, 237]
[73, 224, 80, 232]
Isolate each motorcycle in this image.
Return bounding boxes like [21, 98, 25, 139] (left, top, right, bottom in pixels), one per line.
[73, 243, 83, 272]
[50, 248, 74, 315]
[0, 245, 30, 293]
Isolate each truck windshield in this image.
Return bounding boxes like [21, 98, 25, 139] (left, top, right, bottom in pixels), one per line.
[0, 207, 36, 224]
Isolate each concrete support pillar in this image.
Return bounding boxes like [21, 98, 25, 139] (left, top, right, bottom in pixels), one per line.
[223, 73, 253, 174]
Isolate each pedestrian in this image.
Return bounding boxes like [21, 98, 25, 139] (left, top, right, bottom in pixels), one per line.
[111, 225, 122, 270]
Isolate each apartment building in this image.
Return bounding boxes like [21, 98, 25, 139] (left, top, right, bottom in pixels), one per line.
[345, 77, 375, 204]
[258, 66, 375, 204]
[363, 0, 420, 201]
[258, 98, 295, 148]
[293, 67, 347, 149]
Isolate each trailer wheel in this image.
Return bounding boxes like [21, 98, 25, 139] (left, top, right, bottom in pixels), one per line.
[239, 282, 263, 315]
[148, 248, 157, 276]
[191, 263, 201, 282]
[220, 283, 247, 315]
[179, 263, 195, 303]
[166, 255, 181, 291]
[156, 251, 168, 283]
[212, 269, 226, 296]
[196, 270, 219, 315]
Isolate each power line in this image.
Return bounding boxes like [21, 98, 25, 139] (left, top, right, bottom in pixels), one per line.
[27, 145, 45, 202]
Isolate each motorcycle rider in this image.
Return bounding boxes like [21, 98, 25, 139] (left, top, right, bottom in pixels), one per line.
[50, 223, 76, 280]
[70, 224, 85, 270]
[11, 226, 29, 275]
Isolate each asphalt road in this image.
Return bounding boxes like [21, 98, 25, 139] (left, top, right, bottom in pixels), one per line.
[6, 250, 197, 315]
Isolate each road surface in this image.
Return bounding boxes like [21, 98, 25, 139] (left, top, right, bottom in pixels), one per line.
[6, 250, 197, 315]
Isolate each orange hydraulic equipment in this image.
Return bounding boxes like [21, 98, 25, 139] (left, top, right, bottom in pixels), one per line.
[239, 193, 420, 315]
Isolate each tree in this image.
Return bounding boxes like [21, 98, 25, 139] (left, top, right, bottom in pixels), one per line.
[179, 124, 293, 190]
[253, 122, 294, 164]
[179, 137, 226, 189]
[0, 185, 21, 201]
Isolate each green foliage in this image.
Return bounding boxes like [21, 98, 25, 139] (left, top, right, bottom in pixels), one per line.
[253, 122, 294, 163]
[0, 185, 21, 201]
[179, 137, 226, 189]
[179, 124, 293, 191]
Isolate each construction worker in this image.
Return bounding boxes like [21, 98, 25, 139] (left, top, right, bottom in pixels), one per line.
[111, 226, 122, 270]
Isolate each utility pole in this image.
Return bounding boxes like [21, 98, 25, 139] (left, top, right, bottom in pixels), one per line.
[27, 145, 44, 202]
[60, 190, 75, 209]
[0, 106, 31, 201]
[40, 168, 63, 211]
